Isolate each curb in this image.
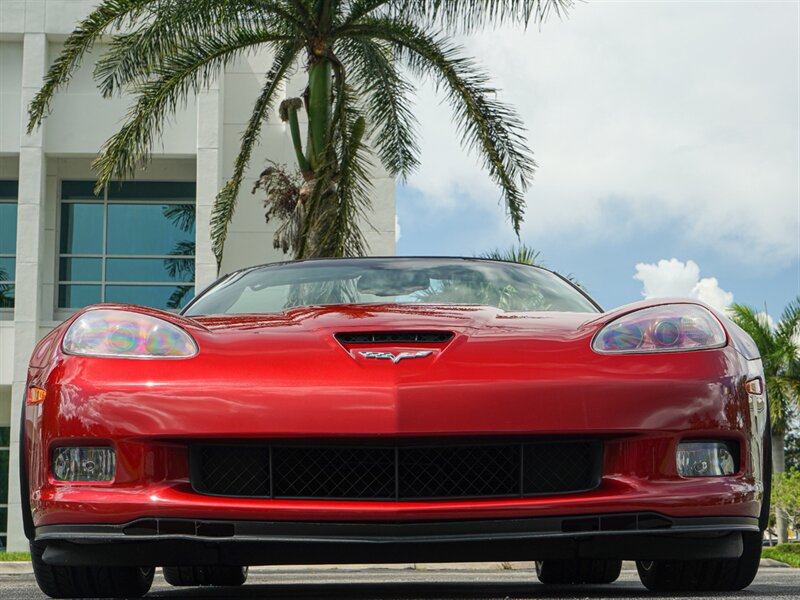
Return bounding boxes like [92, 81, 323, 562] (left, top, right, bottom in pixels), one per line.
[761, 558, 792, 568]
[0, 558, 792, 576]
[0, 562, 33, 575]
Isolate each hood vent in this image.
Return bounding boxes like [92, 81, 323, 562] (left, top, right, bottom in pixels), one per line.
[335, 331, 454, 344]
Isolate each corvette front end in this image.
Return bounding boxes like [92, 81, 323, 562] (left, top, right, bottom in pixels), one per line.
[22, 258, 769, 597]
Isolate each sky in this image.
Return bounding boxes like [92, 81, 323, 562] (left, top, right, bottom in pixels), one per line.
[395, 0, 800, 319]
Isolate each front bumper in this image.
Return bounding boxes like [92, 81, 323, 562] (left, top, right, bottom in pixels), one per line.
[26, 345, 767, 533]
[36, 513, 758, 566]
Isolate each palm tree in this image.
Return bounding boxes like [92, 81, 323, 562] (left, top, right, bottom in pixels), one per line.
[482, 244, 543, 267]
[418, 244, 580, 310]
[161, 204, 197, 309]
[729, 299, 800, 543]
[481, 244, 583, 289]
[0, 266, 12, 309]
[27, 0, 572, 268]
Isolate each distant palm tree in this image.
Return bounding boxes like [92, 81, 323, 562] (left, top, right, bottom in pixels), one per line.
[481, 244, 584, 289]
[482, 245, 543, 267]
[27, 0, 572, 267]
[161, 204, 196, 309]
[729, 299, 800, 542]
[0, 266, 12, 309]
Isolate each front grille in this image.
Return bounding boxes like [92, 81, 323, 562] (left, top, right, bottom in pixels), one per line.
[335, 331, 454, 344]
[192, 439, 602, 501]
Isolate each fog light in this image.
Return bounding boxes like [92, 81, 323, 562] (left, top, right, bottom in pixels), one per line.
[677, 441, 737, 476]
[53, 447, 116, 482]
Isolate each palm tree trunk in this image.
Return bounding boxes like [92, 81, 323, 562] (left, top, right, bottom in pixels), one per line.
[307, 58, 332, 169]
[772, 430, 788, 543]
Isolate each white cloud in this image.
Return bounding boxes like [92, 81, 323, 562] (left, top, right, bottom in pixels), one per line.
[633, 258, 733, 311]
[402, 2, 799, 266]
[395, 214, 401, 243]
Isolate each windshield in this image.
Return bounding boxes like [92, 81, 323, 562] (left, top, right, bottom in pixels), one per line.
[183, 258, 599, 315]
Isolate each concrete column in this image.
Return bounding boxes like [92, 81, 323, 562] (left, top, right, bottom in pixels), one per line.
[7, 31, 47, 552]
[195, 75, 224, 291]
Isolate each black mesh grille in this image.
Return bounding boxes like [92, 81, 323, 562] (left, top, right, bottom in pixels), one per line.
[335, 331, 454, 344]
[198, 446, 271, 497]
[272, 447, 396, 499]
[399, 445, 520, 498]
[193, 440, 601, 500]
[522, 440, 602, 494]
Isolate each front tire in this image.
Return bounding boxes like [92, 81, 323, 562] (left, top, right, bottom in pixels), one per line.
[535, 558, 621, 584]
[163, 565, 249, 587]
[31, 541, 154, 599]
[636, 531, 762, 592]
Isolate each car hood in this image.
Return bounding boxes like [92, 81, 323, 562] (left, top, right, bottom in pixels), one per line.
[40, 300, 741, 438]
[189, 303, 601, 343]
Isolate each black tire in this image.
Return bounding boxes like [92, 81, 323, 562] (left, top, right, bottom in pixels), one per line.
[535, 558, 622, 584]
[31, 541, 154, 599]
[636, 531, 762, 592]
[162, 565, 249, 587]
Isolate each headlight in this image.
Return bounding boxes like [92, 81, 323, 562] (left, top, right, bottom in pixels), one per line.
[592, 304, 726, 354]
[63, 309, 198, 358]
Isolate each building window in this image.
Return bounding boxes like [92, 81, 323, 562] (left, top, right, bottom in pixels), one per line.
[0, 180, 18, 310]
[59, 181, 196, 311]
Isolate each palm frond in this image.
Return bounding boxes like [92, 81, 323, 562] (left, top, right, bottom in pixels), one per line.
[345, 0, 572, 31]
[391, 0, 573, 32]
[481, 244, 543, 266]
[338, 37, 420, 178]
[166, 285, 194, 310]
[162, 204, 196, 233]
[344, 18, 535, 232]
[163, 243, 196, 279]
[211, 40, 303, 268]
[0, 284, 13, 309]
[325, 106, 373, 257]
[27, 0, 155, 132]
[94, 0, 298, 98]
[732, 300, 800, 435]
[93, 27, 287, 191]
[285, 0, 317, 30]
[255, 161, 305, 254]
[344, 0, 393, 23]
[729, 303, 776, 357]
[768, 375, 790, 435]
[480, 244, 584, 288]
[776, 297, 800, 352]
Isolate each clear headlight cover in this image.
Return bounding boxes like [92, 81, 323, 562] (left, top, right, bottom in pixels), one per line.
[592, 304, 726, 354]
[676, 441, 737, 477]
[63, 309, 197, 358]
[53, 447, 116, 482]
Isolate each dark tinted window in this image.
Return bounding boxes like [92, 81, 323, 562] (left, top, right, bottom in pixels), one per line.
[58, 181, 196, 310]
[0, 181, 18, 309]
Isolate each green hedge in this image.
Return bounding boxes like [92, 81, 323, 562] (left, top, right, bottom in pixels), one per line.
[762, 544, 800, 567]
[0, 552, 31, 561]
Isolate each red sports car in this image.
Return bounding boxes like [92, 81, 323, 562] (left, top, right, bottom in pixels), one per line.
[21, 257, 769, 598]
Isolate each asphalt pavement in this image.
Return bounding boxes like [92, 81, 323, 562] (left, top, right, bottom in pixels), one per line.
[0, 564, 798, 600]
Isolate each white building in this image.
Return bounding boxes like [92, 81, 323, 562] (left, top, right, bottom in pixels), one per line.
[0, 0, 396, 552]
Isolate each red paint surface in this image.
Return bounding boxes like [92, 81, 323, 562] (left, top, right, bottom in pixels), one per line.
[25, 301, 766, 527]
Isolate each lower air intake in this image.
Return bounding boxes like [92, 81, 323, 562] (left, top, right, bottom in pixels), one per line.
[192, 439, 602, 501]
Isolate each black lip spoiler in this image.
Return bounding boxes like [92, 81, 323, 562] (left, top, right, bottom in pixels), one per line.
[36, 513, 758, 567]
